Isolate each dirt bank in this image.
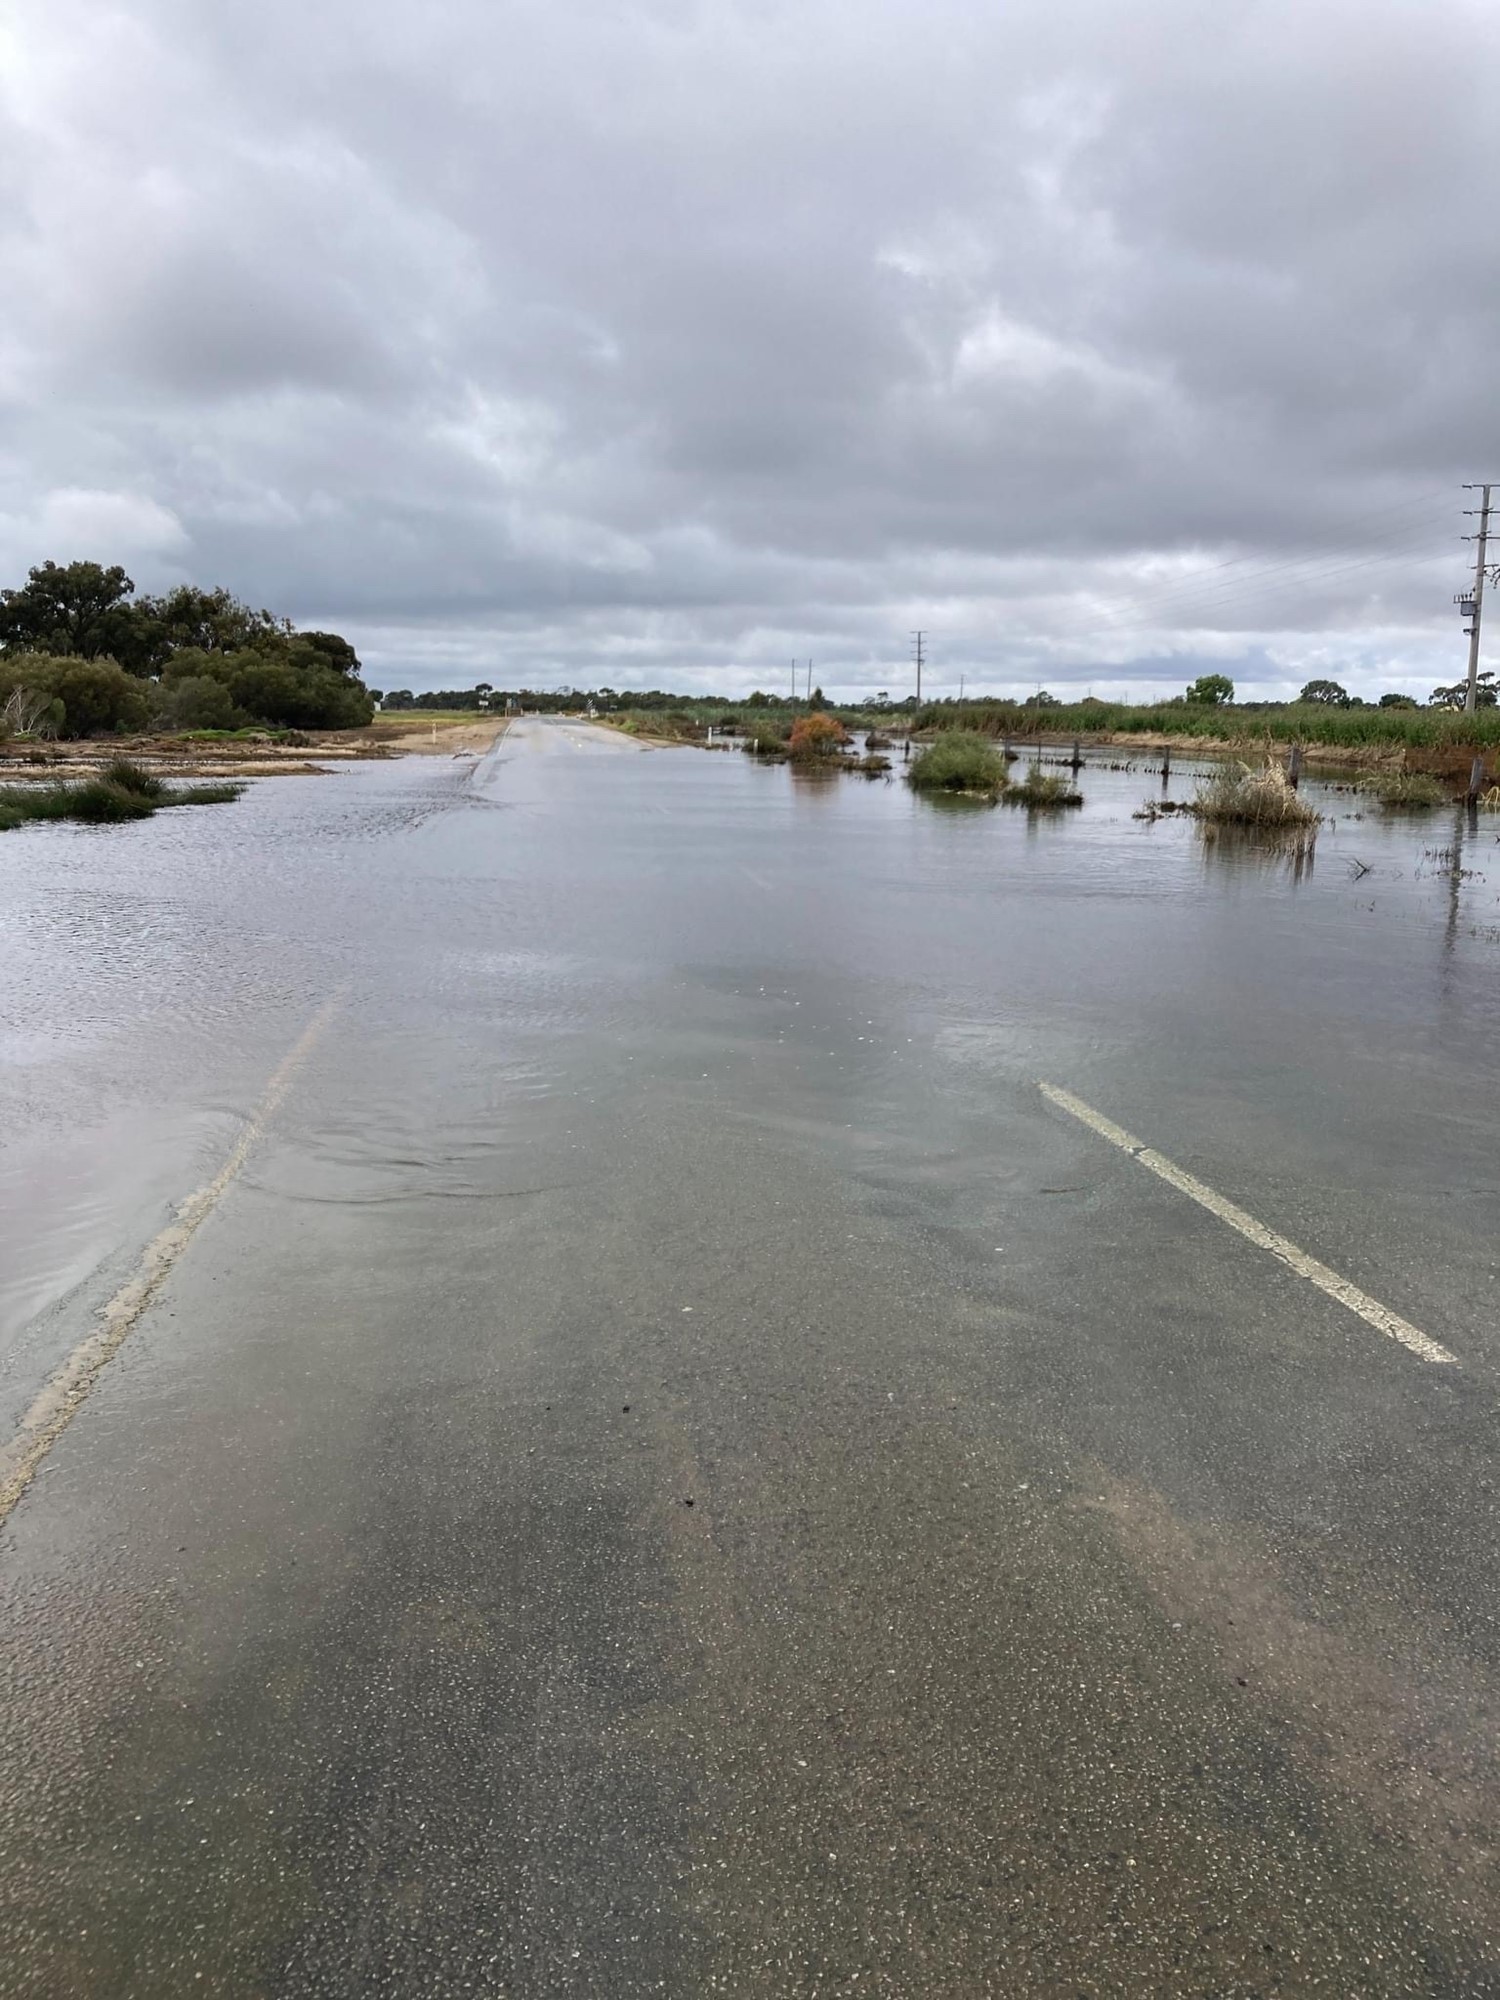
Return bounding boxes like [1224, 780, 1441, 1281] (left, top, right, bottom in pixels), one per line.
[0, 713, 510, 782]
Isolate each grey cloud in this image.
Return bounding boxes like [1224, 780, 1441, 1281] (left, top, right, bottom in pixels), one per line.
[2, 0, 1497, 700]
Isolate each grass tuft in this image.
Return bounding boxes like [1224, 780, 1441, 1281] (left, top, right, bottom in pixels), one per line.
[161, 782, 246, 807]
[908, 730, 1008, 798]
[101, 757, 167, 800]
[1189, 762, 1318, 827]
[0, 767, 244, 831]
[1360, 770, 1448, 808]
[1003, 764, 1082, 809]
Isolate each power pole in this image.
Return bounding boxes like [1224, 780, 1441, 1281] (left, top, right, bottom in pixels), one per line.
[912, 631, 925, 707]
[1461, 484, 1494, 714]
[959, 673, 965, 703]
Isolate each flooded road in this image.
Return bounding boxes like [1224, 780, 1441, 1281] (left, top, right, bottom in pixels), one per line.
[3, 715, 1500, 1994]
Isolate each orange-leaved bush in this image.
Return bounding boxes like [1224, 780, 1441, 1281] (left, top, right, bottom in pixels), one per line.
[787, 712, 849, 761]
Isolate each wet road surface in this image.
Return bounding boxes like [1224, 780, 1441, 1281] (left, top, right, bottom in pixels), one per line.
[3, 715, 1500, 1994]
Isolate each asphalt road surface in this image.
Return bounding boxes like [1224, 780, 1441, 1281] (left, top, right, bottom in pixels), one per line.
[2, 716, 1499, 1996]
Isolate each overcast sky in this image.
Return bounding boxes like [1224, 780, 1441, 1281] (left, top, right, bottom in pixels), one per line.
[3, 0, 1497, 700]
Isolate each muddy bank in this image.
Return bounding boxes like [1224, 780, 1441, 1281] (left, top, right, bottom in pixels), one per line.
[0, 714, 510, 783]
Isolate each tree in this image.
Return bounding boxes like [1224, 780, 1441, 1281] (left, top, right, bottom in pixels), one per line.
[151, 675, 240, 732]
[0, 653, 149, 735]
[1022, 689, 1060, 708]
[808, 685, 828, 710]
[1431, 671, 1497, 709]
[1298, 678, 1351, 706]
[0, 561, 141, 661]
[132, 583, 280, 667]
[1185, 673, 1235, 705]
[1377, 692, 1419, 709]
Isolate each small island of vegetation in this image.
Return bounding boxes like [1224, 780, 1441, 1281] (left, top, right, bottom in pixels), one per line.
[0, 758, 243, 832]
[907, 730, 1010, 799]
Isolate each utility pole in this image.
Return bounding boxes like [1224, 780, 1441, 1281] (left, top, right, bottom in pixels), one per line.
[959, 673, 965, 703]
[1461, 484, 1494, 714]
[912, 631, 925, 707]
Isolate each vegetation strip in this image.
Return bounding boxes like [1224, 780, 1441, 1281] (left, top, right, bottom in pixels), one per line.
[1038, 1081, 1455, 1366]
[0, 757, 243, 831]
[0, 996, 342, 1531]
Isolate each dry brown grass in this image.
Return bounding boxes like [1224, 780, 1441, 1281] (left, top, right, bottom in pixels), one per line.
[1190, 761, 1318, 827]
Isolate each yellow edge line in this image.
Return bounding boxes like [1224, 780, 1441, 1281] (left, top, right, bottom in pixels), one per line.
[0, 995, 343, 1529]
[1038, 1080, 1455, 1367]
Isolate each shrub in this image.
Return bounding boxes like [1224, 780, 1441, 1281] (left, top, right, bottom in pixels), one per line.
[743, 716, 792, 757]
[787, 712, 849, 762]
[0, 654, 149, 736]
[908, 730, 1008, 797]
[150, 673, 241, 732]
[1190, 762, 1317, 827]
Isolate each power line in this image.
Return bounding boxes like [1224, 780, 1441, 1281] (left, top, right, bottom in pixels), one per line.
[1097, 509, 1453, 631]
[1087, 525, 1453, 639]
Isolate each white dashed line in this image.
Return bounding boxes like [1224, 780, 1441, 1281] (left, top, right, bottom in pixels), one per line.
[1039, 1081, 1455, 1366]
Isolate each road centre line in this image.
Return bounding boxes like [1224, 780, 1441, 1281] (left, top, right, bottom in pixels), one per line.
[1038, 1081, 1455, 1367]
[0, 995, 344, 1531]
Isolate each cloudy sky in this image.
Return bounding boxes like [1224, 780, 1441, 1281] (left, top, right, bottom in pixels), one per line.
[2, 0, 1496, 700]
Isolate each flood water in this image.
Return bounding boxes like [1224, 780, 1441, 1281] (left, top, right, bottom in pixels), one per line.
[5, 725, 1497, 1386]
[4, 718, 1500, 1994]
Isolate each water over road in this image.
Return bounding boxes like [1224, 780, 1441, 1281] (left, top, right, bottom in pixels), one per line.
[3, 715, 1500, 1994]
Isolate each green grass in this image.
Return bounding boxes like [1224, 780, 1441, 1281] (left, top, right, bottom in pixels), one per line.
[1002, 765, 1083, 809]
[908, 730, 1009, 798]
[603, 709, 706, 743]
[917, 699, 1500, 751]
[1359, 770, 1449, 808]
[0, 759, 245, 832]
[101, 757, 166, 800]
[164, 782, 246, 807]
[741, 716, 792, 757]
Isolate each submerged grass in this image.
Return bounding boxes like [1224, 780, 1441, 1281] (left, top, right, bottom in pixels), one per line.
[1360, 769, 1449, 808]
[908, 730, 1008, 798]
[1003, 764, 1083, 809]
[0, 758, 244, 832]
[1189, 762, 1318, 828]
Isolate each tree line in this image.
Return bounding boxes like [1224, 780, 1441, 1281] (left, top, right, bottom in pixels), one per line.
[0, 560, 374, 738]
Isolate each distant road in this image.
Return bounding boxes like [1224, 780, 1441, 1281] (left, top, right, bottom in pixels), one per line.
[500, 712, 655, 756]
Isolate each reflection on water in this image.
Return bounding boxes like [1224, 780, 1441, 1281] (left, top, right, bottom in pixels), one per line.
[1198, 822, 1317, 882]
[3, 740, 1499, 1371]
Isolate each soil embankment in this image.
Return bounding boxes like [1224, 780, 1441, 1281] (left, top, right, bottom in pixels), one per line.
[0, 712, 510, 783]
